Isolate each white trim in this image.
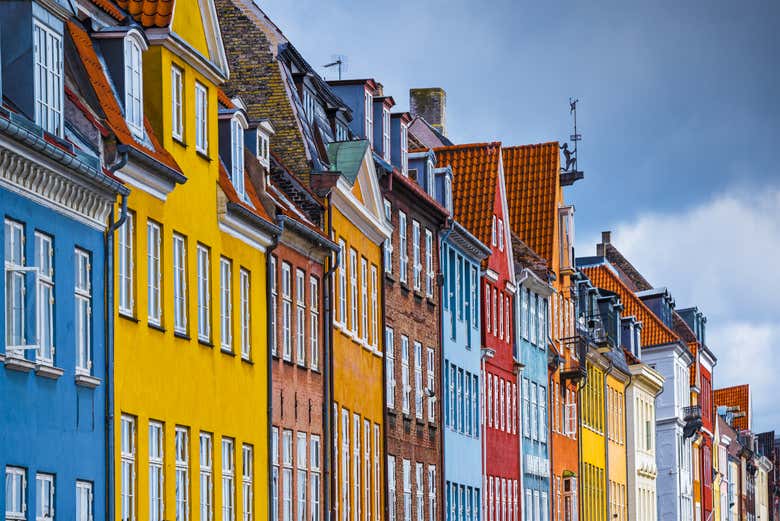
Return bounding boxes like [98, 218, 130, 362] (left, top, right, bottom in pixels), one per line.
[144, 28, 228, 84]
[485, 269, 499, 282]
[116, 160, 175, 201]
[218, 215, 274, 253]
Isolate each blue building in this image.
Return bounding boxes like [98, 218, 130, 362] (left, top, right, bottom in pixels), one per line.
[511, 238, 554, 520]
[411, 145, 491, 521]
[0, 2, 128, 519]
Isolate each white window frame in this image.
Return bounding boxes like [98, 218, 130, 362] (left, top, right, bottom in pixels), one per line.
[220, 258, 233, 351]
[121, 415, 136, 521]
[297, 432, 307, 521]
[282, 262, 292, 361]
[272, 428, 279, 521]
[171, 65, 184, 141]
[363, 421, 371, 521]
[382, 108, 391, 161]
[270, 256, 278, 357]
[401, 335, 410, 414]
[353, 415, 361, 521]
[349, 249, 358, 335]
[412, 221, 421, 291]
[341, 410, 350, 521]
[400, 123, 409, 176]
[364, 90, 373, 144]
[309, 276, 319, 370]
[76, 481, 93, 521]
[124, 35, 144, 136]
[173, 234, 188, 335]
[242, 444, 253, 521]
[426, 348, 435, 422]
[402, 460, 411, 521]
[222, 438, 235, 521]
[427, 466, 436, 521]
[33, 19, 64, 136]
[360, 259, 368, 343]
[416, 464, 424, 521]
[231, 116, 246, 200]
[197, 245, 211, 342]
[414, 342, 423, 419]
[296, 268, 306, 365]
[311, 436, 321, 521]
[175, 427, 189, 521]
[200, 433, 214, 521]
[35, 232, 54, 365]
[118, 213, 135, 315]
[388, 457, 397, 521]
[370, 266, 378, 348]
[147, 221, 162, 325]
[6, 466, 26, 520]
[338, 241, 346, 326]
[374, 426, 380, 521]
[383, 200, 393, 274]
[35, 472, 54, 521]
[424, 230, 434, 298]
[398, 212, 408, 284]
[195, 82, 209, 154]
[149, 422, 164, 521]
[386, 328, 396, 409]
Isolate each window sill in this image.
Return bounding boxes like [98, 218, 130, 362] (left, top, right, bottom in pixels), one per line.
[198, 338, 214, 348]
[75, 374, 102, 389]
[148, 321, 166, 333]
[36, 364, 64, 380]
[425, 297, 436, 307]
[118, 312, 139, 323]
[241, 357, 254, 365]
[5, 356, 35, 373]
[387, 408, 397, 416]
[400, 282, 410, 293]
[174, 331, 191, 341]
[173, 136, 188, 148]
[385, 273, 396, 284]
[196, 150, 212, 162]
[220, 348, 236, 357]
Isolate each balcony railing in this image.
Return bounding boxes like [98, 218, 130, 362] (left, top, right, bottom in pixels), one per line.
[683, 405, 702, 422]
[559, 334, 587, 383]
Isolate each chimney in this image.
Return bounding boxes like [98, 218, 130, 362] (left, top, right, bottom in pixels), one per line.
[596, 230, 611, 256]
[410, 87, 447, 136]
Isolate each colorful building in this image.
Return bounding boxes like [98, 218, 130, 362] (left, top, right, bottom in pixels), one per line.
[106, 2, 278, 521]
[0, 2, 128, 518]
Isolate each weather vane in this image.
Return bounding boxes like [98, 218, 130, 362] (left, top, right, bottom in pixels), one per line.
[560, 98, 584, 184]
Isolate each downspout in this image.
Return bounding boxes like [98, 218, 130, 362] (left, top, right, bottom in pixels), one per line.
[438, 223, 453, 515]
[323, 191, 338, 521]
[267, 220, 282, 521]
[514, 270, 529, 518]
[105, 150, 128, 521]
[604, 358, 615, 520]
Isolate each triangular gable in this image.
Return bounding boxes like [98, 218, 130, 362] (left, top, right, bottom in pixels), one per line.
[351, 144, 385, 226]
[495, 154, 516, 285]
[170, 0, 229, 78]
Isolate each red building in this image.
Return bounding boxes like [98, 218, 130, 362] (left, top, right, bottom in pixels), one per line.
[435, 143, 520, 521]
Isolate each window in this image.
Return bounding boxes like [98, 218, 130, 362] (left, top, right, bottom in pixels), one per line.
[416, 464, 424, 521]
[171, 65, 184, 140]
[311, 437, 321, 521]
[257, 132, 270, 168]
[240, 269, 251, 359]
[195, 82, 209, 154]
[121, 415, 136, 521]
[33, 20, 63, 136]
[220, 258, 233, 351]
[231, 117, 246, 199]
[173, 234, 187, 334]
[399, 212, 408, 284]
[222, 439, 235, 521]
[310, 276, 319, 370]
[338, 241, 346, 325]
[302, 89, 315, 124]
[270, 257, 278, 356]
[297, 433, 307, 521]
[388, 457, 397, 521]
[118, 213, 135, 315]
[272, 428, 279, 521]
[147, 221, 162, 325]
[364, 90, 373, 143]
[497, 219, 504, 251]
[402, 336, 410, 414]
[76, 481, 93, 521]
[382, 108, 391, 161]
[341, 410, 350, 521]
[427, 467, 436, 521]
[353, 415, 361, 521]
[424, 230, 434, 298]
[149, 422, 164, 521]
[35, 233, 54, 364]
[383, 200, 393, 274]
[175, 428, 189, 521]
[403, 460, 411, 521]
[296, 269, 306, 364]
[242, 445, 253, 521]
[336, 122, 348, 142]
[282, 262, 292, 360]
[374, 425, 381, 521]
[6, 467, 26, 520]
[539, 386, 547, 444]
[492, 216, 497, 246]
[283, 430, 293, 521]
[200, 433, 214, 521]
[370, 266, 378, 348]
[361, 259, 368, 342]
[386, 328, 396, 408]
[522, 379, 530, 438]
[197, 245, 211, 341]
[485, 284, 491, 335]
[363, 421, 371, 521]
[412, 221, 421, 291]
[350, 249, 358, 334]
[426, 348, 435, 422]
[414, 342, 423, 419]
[35, 473, 54, 521]
[124, 36, 143, 135]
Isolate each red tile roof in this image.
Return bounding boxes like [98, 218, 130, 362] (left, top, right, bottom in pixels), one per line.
[714, 385, 750, 432]
[217, 88, 236, 109]
[115, 0, 174, 27]
[582, 264, 680, 348]
[218, 163, 273, 224]
[90, 0, 126, 20]
[434, 142, 502, 247]
[502, 143, 560, 265]
[67, 21, 182, 176]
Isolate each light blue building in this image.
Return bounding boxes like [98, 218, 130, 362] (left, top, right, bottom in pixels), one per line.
[512, 239, 553, 519]
[417, 147, 491, 521]
[0, 2, 127, 519]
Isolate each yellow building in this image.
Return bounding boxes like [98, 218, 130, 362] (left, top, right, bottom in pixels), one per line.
[320, 140, 392, 521]
[107, 1, 277, 520]
[606, 370, 629, 521]
[580, 358, 607, 521]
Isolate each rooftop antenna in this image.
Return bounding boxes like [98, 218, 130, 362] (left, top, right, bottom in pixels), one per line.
[560, 98, 584, 185]
[323, 55, 348, 80]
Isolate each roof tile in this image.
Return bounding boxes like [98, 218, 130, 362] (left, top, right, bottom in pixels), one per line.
[714, 385, 750, 432]
[115, 0, 174, 27]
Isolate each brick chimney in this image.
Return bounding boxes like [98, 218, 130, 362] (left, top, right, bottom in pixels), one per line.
[596, 230, 611, 256]
[410, 87, 447, 137]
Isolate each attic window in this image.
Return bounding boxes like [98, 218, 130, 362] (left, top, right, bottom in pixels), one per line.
[231, 116, 246, 200]
[124, 34, 145, 137]
[33, 19, 63, 136]
[444, 174, 453, 213]
[257, 132, 270, 169]
[302, 89, 315, 124]
[400, 123, 408, 175]
[382, 108, 391, 162]
[364, 90, 373, 144]
[335, 122, 348, 142]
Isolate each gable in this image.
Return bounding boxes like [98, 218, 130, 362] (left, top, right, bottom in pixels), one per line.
[171, 0, 210, 56]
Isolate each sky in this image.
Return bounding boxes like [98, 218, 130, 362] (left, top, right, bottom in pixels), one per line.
[255, 0, 780, 432]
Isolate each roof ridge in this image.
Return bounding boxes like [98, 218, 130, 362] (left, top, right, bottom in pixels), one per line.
[434, 141, 502, 151]
[503, 141, 559, 150]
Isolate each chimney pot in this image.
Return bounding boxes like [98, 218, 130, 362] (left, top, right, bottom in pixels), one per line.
[410, 87, 447, 137]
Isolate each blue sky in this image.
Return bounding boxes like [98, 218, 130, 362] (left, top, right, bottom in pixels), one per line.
[255, 0, 780, 432]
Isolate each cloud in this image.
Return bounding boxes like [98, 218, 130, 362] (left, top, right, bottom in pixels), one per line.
[590, 187, 780, 432]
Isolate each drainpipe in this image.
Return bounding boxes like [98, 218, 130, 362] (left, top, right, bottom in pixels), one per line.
[266, 220, 282, 521]
[438, 223, 452, 516]
[604, 358, 615, 519]
[513, 270, 529, 518]
[323, 191, 338, 521]
[105, 150, 128, 521]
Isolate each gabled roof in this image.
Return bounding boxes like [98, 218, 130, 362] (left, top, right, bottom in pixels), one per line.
[581, 262, 681, 348]
[66, 20, 182, 177]
[90, 0, 127, 21]
[116, 0, 174, 27]
[326, 140, 370, 186]
[434, 142, 502, 248]
[408, 115, 453, 149]
[218, 161, 273, 224]
[502, 142, 560, 265]
[714, 385, 750, 432]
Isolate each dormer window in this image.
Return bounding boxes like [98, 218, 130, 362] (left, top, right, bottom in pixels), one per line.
[497, 219, 504, 251]
[400, 124, 409, 175]
[364, 90, 373, 144]
[444, 174, 453, 213]
[382, 108, 391, 162]
[33, 19, 63, 136]
[124, 35, 145, 136]
[558, 206, 575, 272]
[231, 116, 246, 200]
[426, 158, 435, 197]
[257, 133, 269, 169]
[302, 89, 315, 124]
[335, 122, 348, 142]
